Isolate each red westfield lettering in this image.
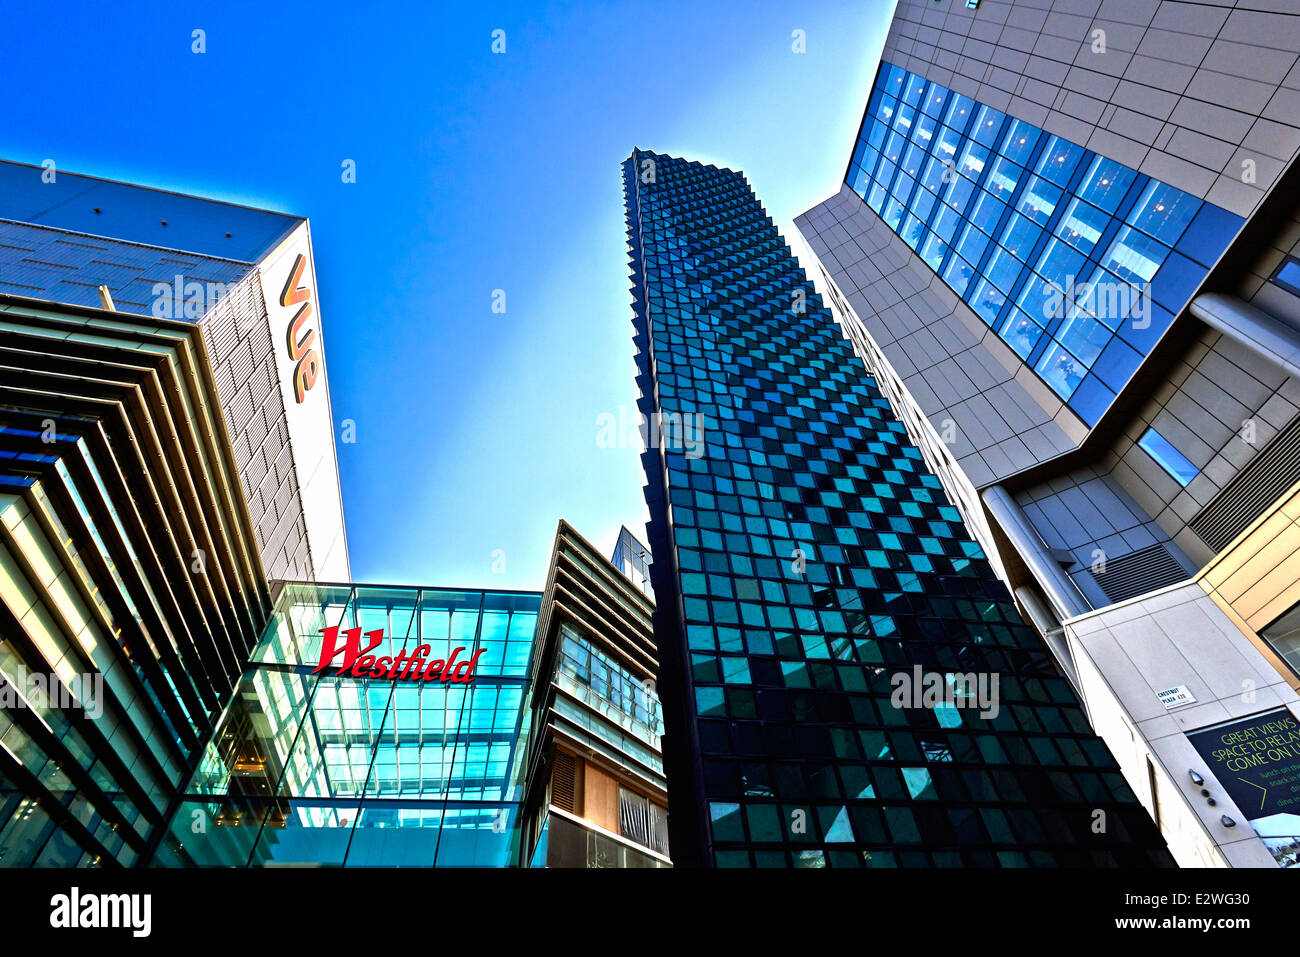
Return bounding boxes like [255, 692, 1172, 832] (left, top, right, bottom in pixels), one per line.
[313, 627, 486, 682]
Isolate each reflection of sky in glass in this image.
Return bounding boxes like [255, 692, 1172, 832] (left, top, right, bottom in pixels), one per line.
[171, 582, 543, 866]
[845, 61, 1243, 426]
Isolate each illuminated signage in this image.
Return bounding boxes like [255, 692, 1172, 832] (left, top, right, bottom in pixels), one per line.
[313, 627, 486, 683]
[280, 252, 321, 403]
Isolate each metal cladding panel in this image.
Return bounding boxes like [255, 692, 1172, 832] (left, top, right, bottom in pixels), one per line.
[0, 220, 253, 316]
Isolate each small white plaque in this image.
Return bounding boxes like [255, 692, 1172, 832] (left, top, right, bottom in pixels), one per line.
[1157, 685, 1197, 709]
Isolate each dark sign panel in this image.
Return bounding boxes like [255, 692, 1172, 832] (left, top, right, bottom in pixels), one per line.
[1188, 709, 1300, 821]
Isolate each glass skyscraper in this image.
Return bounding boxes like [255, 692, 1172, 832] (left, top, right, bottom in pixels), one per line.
[623, 148, 1174, 868]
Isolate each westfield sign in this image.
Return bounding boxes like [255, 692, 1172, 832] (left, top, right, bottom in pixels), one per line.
[313, 627, 487, 683]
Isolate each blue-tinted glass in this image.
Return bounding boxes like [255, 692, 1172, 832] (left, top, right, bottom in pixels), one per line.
[1034, 136, 1085, 186]
[867, 117, 888, 150]
[999, 213, 1041, 260]
[850, 163, 871, 199]
[920, 232, 948, 271]
[1000, 310, 1044, 359]
[909, 184, 936, 222]
[1075, 266, 1137, 330]
[911, 112, 937, 147]
[943, 93, 975, 130]
[1128, 181, 1199, 245]
[970, 191, 1007, 235]
[1275, 258, 1300, 295]
[942, 174, 975, 213]
[883, 131, 906, 164]
[894, 173, 917, 205]
[969, 276, 1007, 324]
[956, 223, 989, 265]
[840, 63, 1240, 431]
[883, 195, 906, 230]
[1055, 312, 1109, 365]
[1068, 375, 1116, 427]
[985, 156, 1021, 198]
[901, 143, 928, 179]
[875, 159, 898, 191]
[1075, 156, 1135, 215]
[855, 147, 880, 184]
[932, 204, 961, 242]
[958, 140, 990, 181]
[876, 95, 897, 124]
[893, 103, 917, 136]
[1121, 302, 1175, 354]
[1177, 202, 1243, 268]
[882, 63, 905, 94]
[901, 142, 928, 178]
[999, 119, 1041, 165]
[901, 73, 926, 106]
[1017, 176, 1061, 224]
[1093, 336, 1143, 391]
[988, 247, 1025, 296]
[1148, 250, 1205, 312]
[867, 181, 887, 213]
[971, 104, 1006, 146]
[1018, 273, 1062, 325]
[1103, 226, 1169, 283]
[901, 213, 926, 249]
[921, 83, 949, 117]
[920, 156, 948, 193]
[1035, 238, 1085, 288]
[1056, 198, 1107, 255]
[942, 254, 975, 296]
[934, 125, 962, 164]
[1138, 428, 1198, 486]
[1035, 342, 1086, 399]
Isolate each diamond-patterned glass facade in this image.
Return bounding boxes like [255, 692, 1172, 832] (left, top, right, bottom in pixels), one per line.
[623, 149, 1175, 868]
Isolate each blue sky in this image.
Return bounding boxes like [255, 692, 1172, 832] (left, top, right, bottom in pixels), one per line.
[0, 0, 892, 590]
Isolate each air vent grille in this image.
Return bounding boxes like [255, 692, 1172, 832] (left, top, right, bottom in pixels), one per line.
[1094, 543, 1189, 604]
[1189, 415, 1300, 553]
[551, 750, 576, 813]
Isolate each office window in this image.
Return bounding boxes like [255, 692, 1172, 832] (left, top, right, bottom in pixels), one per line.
[843, 60, 1243, 423]
[1272, 257, 1300, 297]
[620, 786, 668, 856]
[1138, 427, 1198, 486]
[1261, 603, 1300, 680]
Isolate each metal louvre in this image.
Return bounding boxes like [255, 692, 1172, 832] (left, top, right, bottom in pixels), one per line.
[1094, 543, 1189, 604]
[1189, 415, 1300, 553]
[552, 750, 577, 813]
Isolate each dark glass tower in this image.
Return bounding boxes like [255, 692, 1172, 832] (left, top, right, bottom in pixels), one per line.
[622, 149, 1175, 868]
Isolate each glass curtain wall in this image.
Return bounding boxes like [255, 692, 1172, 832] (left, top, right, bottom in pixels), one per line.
[152, 582, 540, 867]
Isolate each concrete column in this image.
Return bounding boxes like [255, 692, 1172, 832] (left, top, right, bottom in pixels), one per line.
[982, 485, 1092, 620]
[1190, 293, 1300, 382]
[1014, 584, 1080, 689]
